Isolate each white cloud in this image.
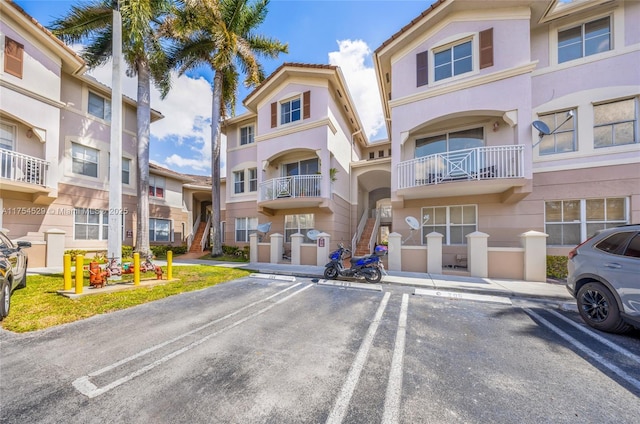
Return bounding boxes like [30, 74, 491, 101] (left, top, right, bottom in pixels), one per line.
[328, 39, 386, 141]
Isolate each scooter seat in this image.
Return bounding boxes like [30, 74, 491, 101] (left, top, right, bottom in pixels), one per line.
[349, 255, 369, 265]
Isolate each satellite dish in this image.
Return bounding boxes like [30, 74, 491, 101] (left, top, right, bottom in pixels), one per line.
[532, 120, 551, 137]
[405, 216, 420, 230]
[257, 222, 272, 233]
[307, 229, 320, 241]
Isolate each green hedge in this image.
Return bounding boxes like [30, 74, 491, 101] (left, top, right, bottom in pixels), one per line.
[150, 245, 188, 258]
[547, 255, 568, 280]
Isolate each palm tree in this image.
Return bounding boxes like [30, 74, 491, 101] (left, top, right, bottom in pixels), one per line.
[163, 0, 287, 257]
[50, 0, 173, 257]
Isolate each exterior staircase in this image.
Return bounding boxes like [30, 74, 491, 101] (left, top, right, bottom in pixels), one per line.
[355, 218, 376, 256]
[189, 222, 207, 253]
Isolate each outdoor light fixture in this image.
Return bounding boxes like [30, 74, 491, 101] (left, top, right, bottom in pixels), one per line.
[531, 110, 574, 148]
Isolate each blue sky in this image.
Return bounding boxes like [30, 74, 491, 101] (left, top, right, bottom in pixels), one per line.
[15, 0, 433, 175]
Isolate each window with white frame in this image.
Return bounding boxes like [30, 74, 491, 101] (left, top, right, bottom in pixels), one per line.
[248, 168, 258, 192]
[74, 208, 108, 240]
[558, 16, 611, 64]
[416, 127, 484, 158]
[594, 98, 638, 148]
[88, 91, 111, 121]
[537, 109, 577, 155]
[281, 97, 301, 125]
[284, 214, 315, 243]
[122, 158, 131, 185]
[233, 170, 245, 194]
[149, 175, 165, 198]
[235, 217, 258, 242]
[150, 218, 171, 242]
[545, 198, 628, 246]
[434, 39, 472, 82]
[71, 143, 99, 177]
[240, 125, 254, 145]
[421, 205, 477, 245]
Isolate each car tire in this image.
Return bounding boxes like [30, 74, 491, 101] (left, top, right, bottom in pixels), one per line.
[1, 278, 10, 319]
[16, 259, 28, 289]
[576, 282, 631, 334]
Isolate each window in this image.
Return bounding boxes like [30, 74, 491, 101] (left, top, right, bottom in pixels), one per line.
[594, 98, 637, 148]
[416, 128, 484, 158]
[71, 143, 99, 177]
[434, 40, 472, 82]
[249, 168, 258, 192]
[122, 158, 131, 185]
[545, 198, 628, 245]
[88, 92, 111, 121]
[421, 205, 477, 245]
[558, 17, 611, 64]
[240, 125, 254, 145]
[235, 217, 258, 242]
[4, 37, 24, 78]
[74, 208, 108, 240]
[281, 97, 301, 125]
[150, 218, 171, 242]
[537, 110, 576, 155]
[369, 152, 375, 159]
[283, 158, 318, 176]
[149, 175, 165, 198]
[233, 171, 245, 194]
[285, 214, 315, 243]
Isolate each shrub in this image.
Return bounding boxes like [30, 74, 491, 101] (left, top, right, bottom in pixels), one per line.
[122, 245, 134, 260]
[64, 249, 87, 261]
[547, 255, 568, 280]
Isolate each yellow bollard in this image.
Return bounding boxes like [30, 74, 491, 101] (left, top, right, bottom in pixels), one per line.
[133, 253, 140, 286]
[167, 251, 173, 280]
[63, 254, 72, 291]
[75, 255, 84, 294]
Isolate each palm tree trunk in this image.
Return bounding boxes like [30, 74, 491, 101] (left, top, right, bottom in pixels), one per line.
[210, 70, 223, 257]
[135, 60, 152, 257]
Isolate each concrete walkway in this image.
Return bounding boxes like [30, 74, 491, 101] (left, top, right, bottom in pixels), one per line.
[29, 253, 574, 303]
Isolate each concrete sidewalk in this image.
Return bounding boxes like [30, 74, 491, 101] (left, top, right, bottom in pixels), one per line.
[29, 256, 573, 303]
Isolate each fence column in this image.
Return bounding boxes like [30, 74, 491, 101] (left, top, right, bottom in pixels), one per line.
[426, 232, 443, 274]
[466, 231, 489, 278]
[388, 232, 402, 271]
[249, 233, 258, 263]
[521, 230, 548, 282]
[291, 233, 303, 265]
[270, 233, 284, 264]
[316, 232, 330, 266]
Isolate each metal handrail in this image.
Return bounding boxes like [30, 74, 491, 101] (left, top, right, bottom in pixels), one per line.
[351, 208, 368, 252]
[200, 214, 211, 252]
[186, 214, 201, 251]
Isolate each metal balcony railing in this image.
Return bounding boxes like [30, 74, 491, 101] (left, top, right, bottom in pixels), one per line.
[259, 175, 322, 201]
[397, 145, 524, 189]
[0, 148, 49, 187]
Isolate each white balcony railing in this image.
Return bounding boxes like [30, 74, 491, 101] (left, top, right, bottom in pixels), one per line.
[398, 145, 524, 189]
[259, 175, 322, 201]
[0, 148, 49, 187]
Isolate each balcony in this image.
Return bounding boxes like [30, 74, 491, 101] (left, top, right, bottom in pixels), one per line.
[258, 174, 328, 214]
[1, 149, 51, 197]
[397, 145, 528, 201]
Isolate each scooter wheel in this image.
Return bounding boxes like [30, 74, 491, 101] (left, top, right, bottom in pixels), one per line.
[324, 267, 339, 280]
[364, 268, 382, 284]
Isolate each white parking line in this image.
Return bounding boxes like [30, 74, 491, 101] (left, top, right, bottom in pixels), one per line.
[73, 283, 311, 398]
[414, 288, 512, 305]
[317, 279, 383, 291]
[548, 309, 640, 364]
[249, 273, 297, 282]
[326, 292, 391, 424]
[525, 308, 640, 392]
[382, 293, 409, 424]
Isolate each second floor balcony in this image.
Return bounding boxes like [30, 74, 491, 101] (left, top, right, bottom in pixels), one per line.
[258, 174, 328, 213]
[1, 148, 51, 198]
[397, 145, 528, 201]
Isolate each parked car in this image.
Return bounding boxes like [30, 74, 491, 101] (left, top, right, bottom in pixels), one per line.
[566, 224, 640, 333]
[0, 230, 31, 320]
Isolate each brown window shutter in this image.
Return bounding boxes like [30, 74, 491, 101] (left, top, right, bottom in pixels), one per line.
[303, 91, 311, 119]
[4, 37, 24, 78]
[479, 28, 494, 69]
[270, 102, 277, 128]
[416, 51, 428, 87]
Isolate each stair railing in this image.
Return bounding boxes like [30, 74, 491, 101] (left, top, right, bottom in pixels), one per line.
[351, 209, 369, 252]
[186, 214, 201, 251]
[200, 214, 212, 252]
[366, 209, 381, 254]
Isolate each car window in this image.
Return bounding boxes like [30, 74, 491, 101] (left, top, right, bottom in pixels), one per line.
[594, 232, 635, 255]
[623, 234, 640, 258]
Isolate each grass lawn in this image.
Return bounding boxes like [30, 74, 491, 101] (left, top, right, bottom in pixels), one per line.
[1, 265, 251, 333]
